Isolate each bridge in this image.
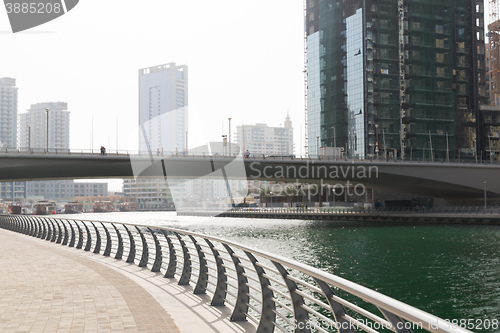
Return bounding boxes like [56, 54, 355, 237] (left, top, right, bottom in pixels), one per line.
[0, 150, 499, 199]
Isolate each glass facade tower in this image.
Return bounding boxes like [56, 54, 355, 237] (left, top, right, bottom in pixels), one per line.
[306, 0, 487, 160]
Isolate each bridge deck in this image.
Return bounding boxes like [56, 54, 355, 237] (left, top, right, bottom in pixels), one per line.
[0, 229, 253, 333]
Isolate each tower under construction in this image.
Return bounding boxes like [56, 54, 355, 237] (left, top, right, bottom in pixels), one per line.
[306, 0, 487, 160]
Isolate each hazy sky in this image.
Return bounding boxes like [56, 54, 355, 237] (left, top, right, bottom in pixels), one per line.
[0, 1, 305, 150]
[0, 1, 305, 190]
[0, 1, 492, 190]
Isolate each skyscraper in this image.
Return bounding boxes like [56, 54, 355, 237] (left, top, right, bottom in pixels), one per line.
[131, 63, 188, 210]
[306, 0, 487, 160]
[0, 78, 24, 200]
[0, 77, 18, 149]
[138, 63, 188, 153]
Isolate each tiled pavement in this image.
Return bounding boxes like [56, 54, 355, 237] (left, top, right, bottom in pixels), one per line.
[0, 228, 255, 333]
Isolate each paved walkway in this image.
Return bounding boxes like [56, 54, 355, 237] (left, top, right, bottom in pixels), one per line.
[0, 229, 255, 333]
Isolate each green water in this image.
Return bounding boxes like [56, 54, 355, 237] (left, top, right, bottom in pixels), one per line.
[67, 213, 500, 331]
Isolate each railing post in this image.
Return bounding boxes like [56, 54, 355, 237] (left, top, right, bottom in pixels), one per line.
[102, 223, 112, 257]
[175, 232, 192, 285]
[205, 239, 227, 306]
[75, 221, 84, 249]
[135, 226, 148, 267]
[313, 278, 354, 333]
[40, 218, 47, 239]
[112, 224, 124, 260]
[188, 235, 208, 294]
[91, 222, 101, 254]
[45, 218, 52, 241]
[160, 230, 177, 278]
[222, 243, 249, 321]
[61, 220, 69, 245]
[50, 220, 58, 242]
[244, 251, 276, 333]
[124, 225, 136, 263]
[147, 228, 162, 272]
[83, 222, 92, 252]
[68, 220, 76, 247]
[55, 219, 63, 244]
[378, 308, 413, 333]
[272, 261, 311, 333]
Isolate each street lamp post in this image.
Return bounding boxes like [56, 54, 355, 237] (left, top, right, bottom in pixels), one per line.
[185, 131, 188, 152]
[316, 136, 320, 157]
[484, 181, 487, 212]
[27, 125, 31, 152]
[45, 108, 50, 152]
[228, 118, 232, 156]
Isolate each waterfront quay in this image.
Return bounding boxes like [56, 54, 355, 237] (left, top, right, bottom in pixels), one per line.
[1, 214, 480, 333]
[178, 207, 500, 225]
[0, 222, 252, 333]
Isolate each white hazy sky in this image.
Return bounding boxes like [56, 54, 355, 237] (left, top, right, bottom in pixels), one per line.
[0, 0, 304, 190]
[0, 1, 492, 190]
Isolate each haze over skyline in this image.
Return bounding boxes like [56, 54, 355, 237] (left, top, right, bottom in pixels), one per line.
[0, 1, 304, 156]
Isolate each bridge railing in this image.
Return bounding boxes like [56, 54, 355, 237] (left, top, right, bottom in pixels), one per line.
[0, 214, 472, 333]
[1, 146, 498, 165]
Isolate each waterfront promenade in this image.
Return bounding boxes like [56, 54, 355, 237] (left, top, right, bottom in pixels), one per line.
[0, 228, 253, 333]
[177, 207, 500, 224]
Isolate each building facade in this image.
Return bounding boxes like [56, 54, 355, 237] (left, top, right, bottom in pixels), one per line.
[0, 77, 18, 149]
[235, 114, 294, 156]
[307, 0, 487, 160]
[25, 180, 107, 200]
[0, 78, 24, 200]
[18, 102, 70, 151]
[138, 63, 188, 153]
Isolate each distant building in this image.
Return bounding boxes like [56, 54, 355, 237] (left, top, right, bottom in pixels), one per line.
[0, 78, 24, 200]
[73, 182, 108, 198]
[235, 114, 294, 156]
[18, 102, 70, 151]
[133, 62, 189, 209]
[0, 77, 18, 149]
[19, 102, 74, 200]
[25, 181, 107, 200]
[123, 179, 173, 209]
[138, 62, 188, 153]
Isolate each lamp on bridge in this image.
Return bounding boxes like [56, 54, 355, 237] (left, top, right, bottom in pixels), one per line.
[27, 124, 31, 152]
[45, 108, 50, 152]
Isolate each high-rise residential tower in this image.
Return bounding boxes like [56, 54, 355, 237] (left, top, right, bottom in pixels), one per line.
[18, 102, 70, 151]
[0, 77, 18, 149]
[131, 63, 188, 210]
[138, 63, 188, 153]
[306, 0, 487, 160]
[0, 78, 24, 200]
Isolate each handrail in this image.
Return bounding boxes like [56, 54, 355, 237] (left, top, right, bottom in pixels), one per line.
[0, 215, 472, 333]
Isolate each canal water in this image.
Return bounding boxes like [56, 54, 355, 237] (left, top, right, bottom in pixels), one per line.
[60, 212, 500, 331]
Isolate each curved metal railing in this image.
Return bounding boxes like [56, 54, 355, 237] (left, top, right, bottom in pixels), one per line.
[0, 215, 472, 333]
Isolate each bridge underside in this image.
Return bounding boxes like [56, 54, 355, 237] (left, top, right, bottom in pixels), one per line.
[0, 154, 499, 200]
